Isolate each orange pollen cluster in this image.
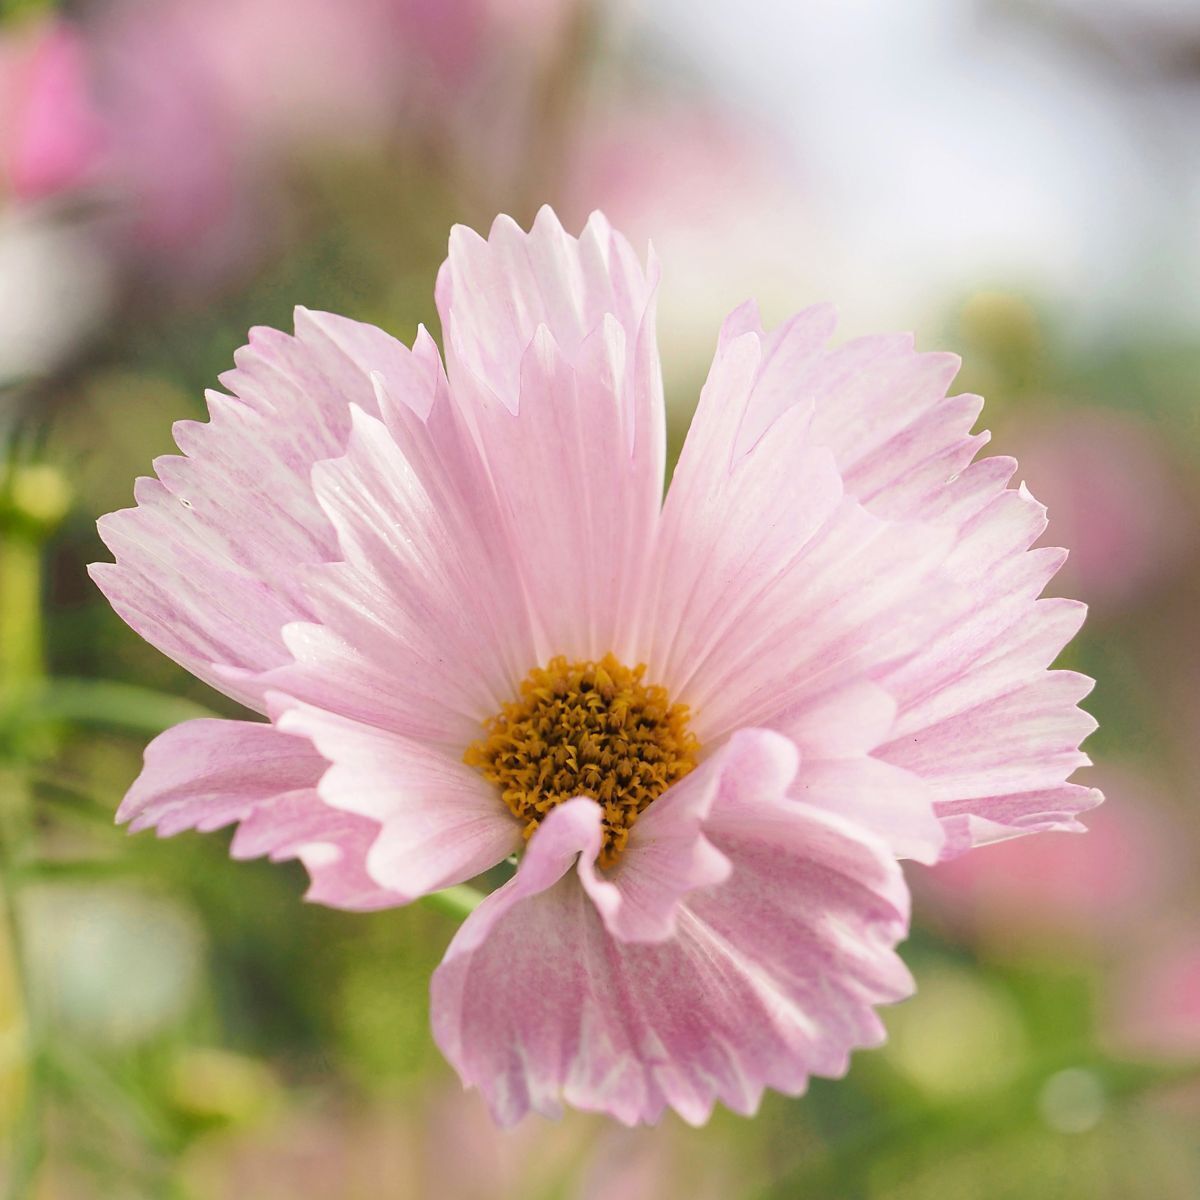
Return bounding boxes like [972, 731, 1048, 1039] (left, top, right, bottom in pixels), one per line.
[464, 654, 700, 868]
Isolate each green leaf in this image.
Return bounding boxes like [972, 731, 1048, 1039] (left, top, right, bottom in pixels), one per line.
[25, 679, 216, 736]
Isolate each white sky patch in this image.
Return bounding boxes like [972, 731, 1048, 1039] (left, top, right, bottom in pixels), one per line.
[625, 0, 1199, 340]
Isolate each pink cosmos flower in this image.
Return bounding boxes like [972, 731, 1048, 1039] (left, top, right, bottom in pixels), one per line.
[92, 208, 1100, 1126]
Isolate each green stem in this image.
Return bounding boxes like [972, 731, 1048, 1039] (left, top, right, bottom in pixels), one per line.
[0, 531, 41, 691]
[421, 885, 486, 921]
[0, 521, 45, 1200]
[0, 826, 42, 1200]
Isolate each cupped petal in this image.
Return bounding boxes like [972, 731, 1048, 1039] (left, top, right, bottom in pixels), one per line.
[768, 678, 946, 862]
[431, 760, 912, 1127]
[273, 698, 520, 903]
[578, 729, 798, 944]
[90, 308, 441, 711]
[709, 304, 1101, 851]
[118, 718, 404, 910]
[790, 757, 943, 865]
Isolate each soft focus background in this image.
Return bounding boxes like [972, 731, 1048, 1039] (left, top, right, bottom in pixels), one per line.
[1, 0, 1197, 1196]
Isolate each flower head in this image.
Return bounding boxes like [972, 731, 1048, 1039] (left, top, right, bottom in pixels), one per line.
[93, 207, 1100, 1126]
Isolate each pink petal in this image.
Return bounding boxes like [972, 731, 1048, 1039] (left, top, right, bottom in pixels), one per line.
[716, 304, 1100, 851]
[431, 761, 912, 1126]
[118, 718, 404, 910]
[257, 403, 535, 743]
[229, 793, 400, 911]
[91, 309, 437, 711]
[470, 322, 659, 661]
[435, 207, 663, 662]
[436, 206, 657, 421]
[273, 699, 520, 901]
[874, 498, 1102, 851]
[887, 671, 1100, 841]
[782, 678, 897, 759]
[648, 323, 952, 753]
[714, 303, 972, 512]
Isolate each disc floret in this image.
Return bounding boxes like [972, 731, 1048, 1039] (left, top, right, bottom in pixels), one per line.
[465, 654, 700, 867]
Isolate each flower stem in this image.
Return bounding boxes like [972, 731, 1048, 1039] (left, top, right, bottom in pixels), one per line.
[0, 514, 46, 1200]
[0, 530, 41, 691]
[420, 885, 486, 921]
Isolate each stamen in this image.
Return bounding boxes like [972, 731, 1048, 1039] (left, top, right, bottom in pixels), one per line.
[465, 654, 700, 868]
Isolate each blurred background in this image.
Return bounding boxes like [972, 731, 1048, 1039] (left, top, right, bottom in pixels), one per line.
[0, 0, 1198, 1196]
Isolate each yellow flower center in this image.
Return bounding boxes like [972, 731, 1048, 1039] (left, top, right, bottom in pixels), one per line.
[465, 654, 700, 868]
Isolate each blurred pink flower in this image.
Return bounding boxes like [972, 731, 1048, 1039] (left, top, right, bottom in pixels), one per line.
[85, 0, 412, 280]
[87, 0, 250, 280]
[1007, 407, 1193, 615]
[156, 0, 407, 147]
[181, 1085, 732, 1199]
[76, 0, 580, 282]
[93, 209, 1097, 1124]
[0, 19, 112, 380]
[0, 17, 106, 203]
[81, 0, 400, 283]
[181, 1088, 588, 1199]
[1104, 932, 1200, 1062]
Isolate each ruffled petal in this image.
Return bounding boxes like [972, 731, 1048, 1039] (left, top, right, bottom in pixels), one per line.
[273, 699, 520, 902]
[712, 303, 1101, 852]
[437, 206, 657, 421]
[435, 207, 664, 662]
[881, 670, 1100, 852]
[430, 761, 912, 1127]
[90, 308, 439, 711]
[257, 402, 536, 744]
[118, 718, 403, 910]
[874, 483, 1102, 851]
